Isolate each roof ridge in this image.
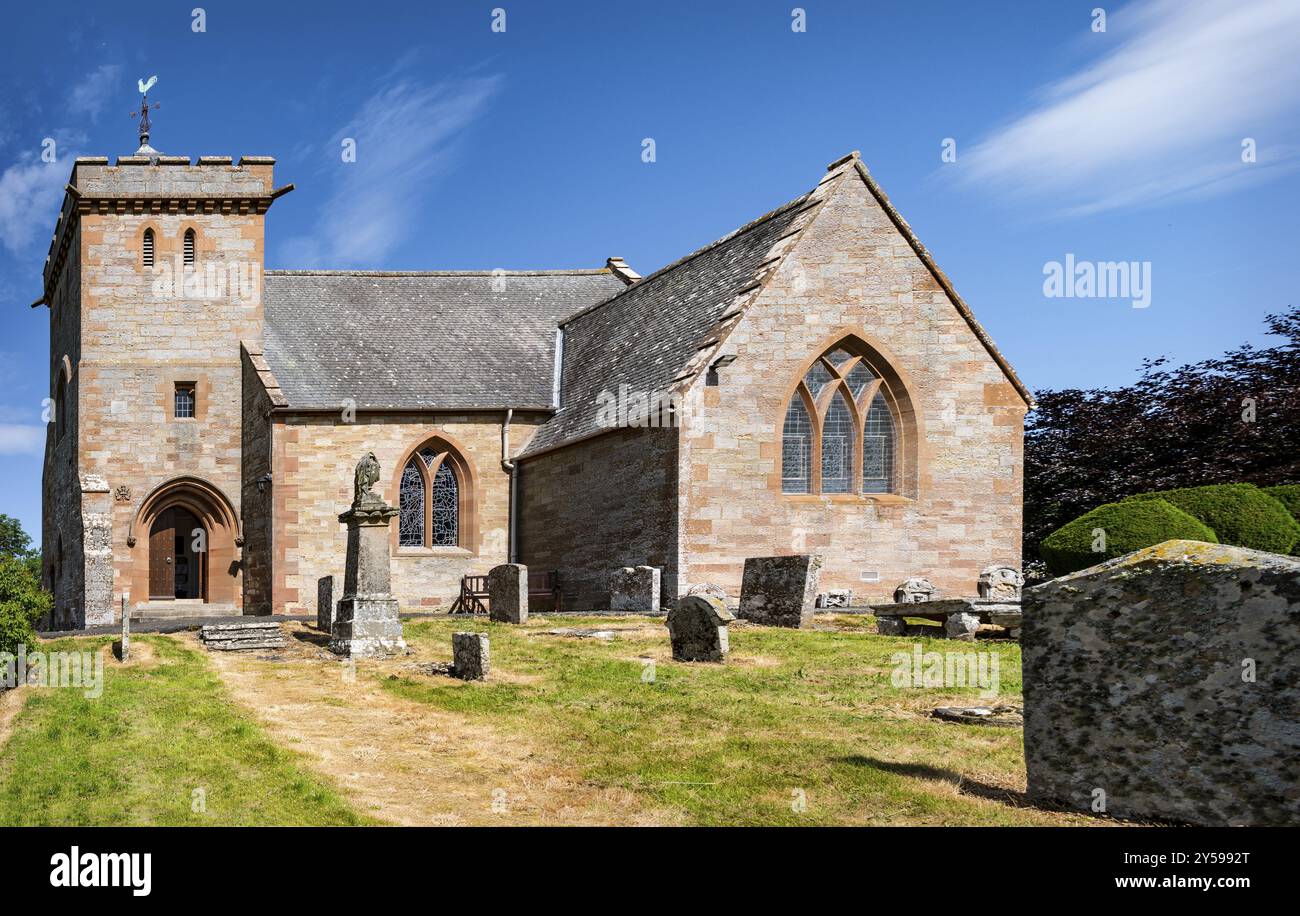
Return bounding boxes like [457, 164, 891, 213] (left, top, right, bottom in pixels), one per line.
[265, 268, 613, 277]
[556, 191, 814, 328]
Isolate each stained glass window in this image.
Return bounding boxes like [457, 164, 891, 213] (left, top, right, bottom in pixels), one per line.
[863, 391, 895, 493]
[431, 462, 459, 546]
[802, 359, 834, 399]
[781, 343, 901, 496]
[398, 460, 424, 546]
[821, 390, 854, 493]
[781, 397, 812, 494]
[845, 361, 876, 399]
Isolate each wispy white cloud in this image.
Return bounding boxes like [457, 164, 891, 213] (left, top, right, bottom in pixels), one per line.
[0, 424, 45, 456]
[66, 63, 123, 122]
[0, 152, 71, 255]
[281, 75, 502, 267]
[957, 0, 1300, 217]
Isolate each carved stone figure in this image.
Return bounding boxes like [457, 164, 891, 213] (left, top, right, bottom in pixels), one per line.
[352, 451, 382, 508]
[894, 577, 938, 604]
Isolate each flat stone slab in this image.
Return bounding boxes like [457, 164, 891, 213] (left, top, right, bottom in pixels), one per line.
[199, 621, 286, 652]
[932, 705, 1023, 728]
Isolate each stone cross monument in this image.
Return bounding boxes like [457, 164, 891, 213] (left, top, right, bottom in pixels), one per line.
[330, 451, 406, 658]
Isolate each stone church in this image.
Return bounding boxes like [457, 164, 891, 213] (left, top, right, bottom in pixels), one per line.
[38, 138, 1031, 629]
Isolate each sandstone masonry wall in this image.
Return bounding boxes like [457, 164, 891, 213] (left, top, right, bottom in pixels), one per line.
[676, 163, 1026, 602]
[271, 412, 544, 614]
[518, 426, 679, 610]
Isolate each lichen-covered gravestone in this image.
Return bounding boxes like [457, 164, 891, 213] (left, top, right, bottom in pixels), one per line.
[610, 566, 661, 613]
[667, 595, 734, 662]
[978, 565, 1023, 601]
[488, 563, 528, 624]
[1023, 540, 1300, 827]
[738, 555, 822, 628]
[451, 632, 490, 680]
[893, 577, 938, 604]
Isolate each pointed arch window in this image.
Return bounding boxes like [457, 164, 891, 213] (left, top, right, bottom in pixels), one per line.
[780, 343, 901, 495]
[183, 228, 196, 268]
[398, 443, 467, 549]
[142, 228, 155, 268]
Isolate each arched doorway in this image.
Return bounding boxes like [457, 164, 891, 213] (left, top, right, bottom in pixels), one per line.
[148, 507, 207, 600]
[128, 476, 242, 611]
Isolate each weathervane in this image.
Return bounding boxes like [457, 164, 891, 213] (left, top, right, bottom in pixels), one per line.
[129, 75, 160, 153]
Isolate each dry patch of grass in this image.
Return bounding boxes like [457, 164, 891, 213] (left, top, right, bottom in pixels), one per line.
[198, 624, 679, 825]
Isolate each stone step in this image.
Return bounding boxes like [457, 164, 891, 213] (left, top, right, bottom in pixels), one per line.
[134, 601, 238, 620]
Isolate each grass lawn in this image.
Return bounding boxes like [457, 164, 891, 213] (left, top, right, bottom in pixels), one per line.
[382, 615, 1096, 826]
[0, 617, 1105, 826]
[0, 635, 369, 826]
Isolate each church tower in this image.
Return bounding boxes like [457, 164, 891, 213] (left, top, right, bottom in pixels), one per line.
[39, 100, 288, 627]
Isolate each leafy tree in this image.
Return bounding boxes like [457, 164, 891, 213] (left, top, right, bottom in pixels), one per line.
[1025, 306, 1300, 571]
[0, 556, 50, 656]
[0, 514, 33, 559]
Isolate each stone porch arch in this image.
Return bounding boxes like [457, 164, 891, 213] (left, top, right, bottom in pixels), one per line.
[126, 475, 243, 608]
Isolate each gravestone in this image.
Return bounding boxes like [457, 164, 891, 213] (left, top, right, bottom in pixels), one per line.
[978, 565, 1024, 601]
[114, 595, 130, 662]
[317, 575, 336, 632]
[816, 588, 852, 609]
[685, 583, 728, 604]
[330, 452, 407, 658]
[610, 565, 661, 613]
[1023, 540, 1300, 827]
[667, 595, 734, 662]
[200, 620, 286, 651]
[488, 563, 528, 624]
[894, 577, 938, 604]
[738, 554, 822, 628]
[451, 632, 490, 680]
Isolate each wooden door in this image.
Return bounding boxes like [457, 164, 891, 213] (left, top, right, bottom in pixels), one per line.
[149, 508, 175, 599]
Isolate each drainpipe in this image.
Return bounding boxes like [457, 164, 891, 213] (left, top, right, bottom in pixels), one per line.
[501, 408, 517, 564]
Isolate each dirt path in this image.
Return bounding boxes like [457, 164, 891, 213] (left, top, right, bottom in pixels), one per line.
[194, 623, 673, 826]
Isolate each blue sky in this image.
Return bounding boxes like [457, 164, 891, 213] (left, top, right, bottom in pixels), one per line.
[2, 0, 1298, 540]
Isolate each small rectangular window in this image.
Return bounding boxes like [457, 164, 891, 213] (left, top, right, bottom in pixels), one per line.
[174, 383, 196, 418]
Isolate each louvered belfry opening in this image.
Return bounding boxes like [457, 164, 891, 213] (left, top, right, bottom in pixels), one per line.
[142, 228, 154, 268]
[183, 228, 196, 267]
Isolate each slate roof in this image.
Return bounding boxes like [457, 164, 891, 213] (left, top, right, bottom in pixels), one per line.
[262, 270, 625, 410]
[519, 194, 816, 457]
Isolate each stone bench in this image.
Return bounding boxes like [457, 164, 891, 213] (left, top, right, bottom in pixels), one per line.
[869, 598, 1021, 640]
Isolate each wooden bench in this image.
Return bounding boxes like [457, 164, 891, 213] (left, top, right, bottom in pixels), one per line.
[449, 571, 563, 615]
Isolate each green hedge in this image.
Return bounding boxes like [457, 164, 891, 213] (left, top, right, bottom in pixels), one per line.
[1263, 485, 1300, 554]
[1124, 483, 1300, 556]
[1040, 498, 1218, 576]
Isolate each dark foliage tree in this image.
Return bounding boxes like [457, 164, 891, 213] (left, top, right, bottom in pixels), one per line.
[1024, 306, 1300, 568]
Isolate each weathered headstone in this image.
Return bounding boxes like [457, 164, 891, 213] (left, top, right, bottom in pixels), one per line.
[738, 554, 822, 628]
[488, 563, 528, 624]
[317, 575, 336, 632]
[330, 452, 407, 658]
[114, 595, 130, 661]
[667, 595, 734, 662]
[685, 583, 728, 604]
[1023, 540, 1300, 827]
[893, 577, 938, 604]
[816, 588, 853, 609]
[451, 632, 490, 680]
[610, 565, 661, 613]
[978, 565, 1024, 601]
